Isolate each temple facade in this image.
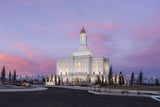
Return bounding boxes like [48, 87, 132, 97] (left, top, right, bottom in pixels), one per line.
[56, 27, 109, 84]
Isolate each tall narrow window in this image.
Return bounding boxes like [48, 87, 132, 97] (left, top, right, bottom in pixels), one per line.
[79, 62, 81, 68]
[75, 62, 77, 68]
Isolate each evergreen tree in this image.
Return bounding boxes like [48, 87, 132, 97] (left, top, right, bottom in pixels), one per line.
[51, 74, 53, 80]
[108, 65, 113, 85]
[138, 70, 143, 85]
[136, 79, 139, 84]
[58, 76, 60, 85]
[119, 72, 122, 86]
[130, 72, 135, 85]
[114, 74, 117, 85]
[1, 66, 6, 83]
[122, 75, 124, 84]
[55, 75, 57, 85]
[9, 71, 11, 82]
[96, 75, 100, 85]
[155, 78, 159, 86]
[13, 70, 16, 83]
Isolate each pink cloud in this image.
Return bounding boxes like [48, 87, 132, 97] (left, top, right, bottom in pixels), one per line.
[124, 40, 160, 66]
[12, 43, 44, 55]
[87, 33, 108, 41]
[132, 14, 160, 41]
[133, 25, 160, 40]
[0, 51, 57, 75]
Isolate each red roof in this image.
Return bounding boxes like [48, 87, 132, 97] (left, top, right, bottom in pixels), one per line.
[80, 27, 86, 34]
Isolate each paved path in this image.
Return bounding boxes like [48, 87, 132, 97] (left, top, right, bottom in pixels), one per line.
[46, 85, 160, 102]
[0, 87, 48, 92]
[46, 85, 160, 95]
[0, 87, 159, 107]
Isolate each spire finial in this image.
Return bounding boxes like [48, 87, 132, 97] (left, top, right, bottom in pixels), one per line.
[80, 26, 86, 34]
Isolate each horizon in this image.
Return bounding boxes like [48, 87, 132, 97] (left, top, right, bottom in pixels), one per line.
[0, 0, 160, 77]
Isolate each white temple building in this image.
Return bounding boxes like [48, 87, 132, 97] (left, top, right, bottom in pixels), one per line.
[55, 27, 109, 84]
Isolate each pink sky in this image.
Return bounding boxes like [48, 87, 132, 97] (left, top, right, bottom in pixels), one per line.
[0, 0, 160, 76]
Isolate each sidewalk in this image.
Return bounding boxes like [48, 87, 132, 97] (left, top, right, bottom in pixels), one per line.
[0, 87, 48, 92]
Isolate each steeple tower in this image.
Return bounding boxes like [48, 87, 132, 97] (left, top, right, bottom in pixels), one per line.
[80, 27, 87, 46]
[73, 27, 93, 56]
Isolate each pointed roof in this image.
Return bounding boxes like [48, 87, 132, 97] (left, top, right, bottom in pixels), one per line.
[80, 27, 86, 34]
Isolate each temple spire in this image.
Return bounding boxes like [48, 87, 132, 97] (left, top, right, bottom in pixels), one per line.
[80, 27, 86, 34]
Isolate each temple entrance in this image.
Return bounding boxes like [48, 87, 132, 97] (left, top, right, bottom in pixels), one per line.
[73, 78, 82, 84]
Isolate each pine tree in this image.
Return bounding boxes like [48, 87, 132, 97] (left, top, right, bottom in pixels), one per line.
[1, 66, 6, 83]
[55, 75, 57, 85]
[13, 70, 16, 83]
[96, 75, 100, 85]
[9, 71, 11, 82]
[115, 74, 117, 85]
[119, 72, 122, 86]
[122, 75, 124, 84]
[101, 75, 104, 86]
[138, 70, 143, 85]
[58, 76, 60, 85]
[108, 65, 113, 85]
[130, 72, 135, 85]
[155, 78, 159, 86]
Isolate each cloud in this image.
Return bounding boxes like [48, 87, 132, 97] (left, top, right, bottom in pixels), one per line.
[87, 33, 109, 41]
[132, 25, 160, 41]
[131, 14, 160, 41]
[128, 42, 160, 65]
[0, 51, 57, 75]
[12, 43, 45, 55]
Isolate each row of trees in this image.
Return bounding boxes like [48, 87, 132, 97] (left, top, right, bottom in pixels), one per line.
[130, 71, 143, 85]
[108, 66, 125, 86]
[96, 65, 159, 86]
[130, 70, 159, 86]
[1, 66, 17, 83]
[95, 66, 125, 86]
